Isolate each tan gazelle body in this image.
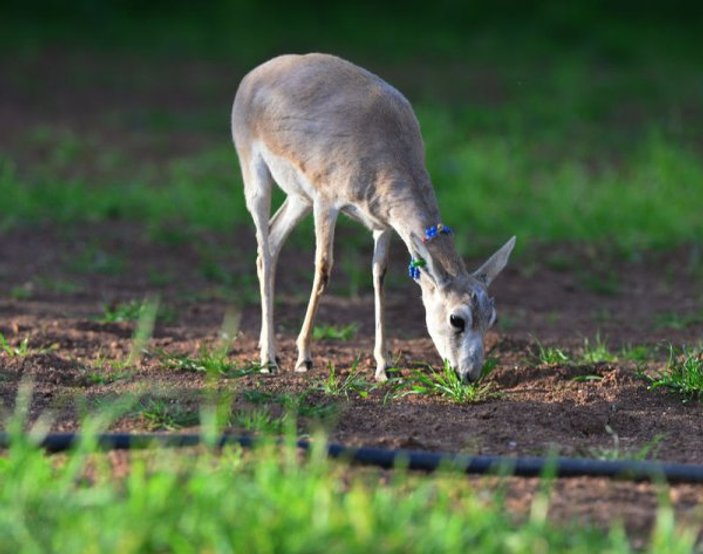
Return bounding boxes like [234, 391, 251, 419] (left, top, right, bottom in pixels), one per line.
[232, 53, 515, 381]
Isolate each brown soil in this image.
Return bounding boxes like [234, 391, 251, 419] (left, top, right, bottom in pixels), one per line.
[1, 49, 703, 543]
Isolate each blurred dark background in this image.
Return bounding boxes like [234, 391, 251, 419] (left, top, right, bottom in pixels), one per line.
[2, 0, 702, 64]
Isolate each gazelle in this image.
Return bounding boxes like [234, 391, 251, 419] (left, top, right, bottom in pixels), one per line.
[232, 53, 515, 382]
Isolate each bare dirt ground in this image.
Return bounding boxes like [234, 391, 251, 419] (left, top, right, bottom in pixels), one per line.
[1, 50, 703, 542]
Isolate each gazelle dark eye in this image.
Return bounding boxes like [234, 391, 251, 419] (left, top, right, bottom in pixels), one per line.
[449, 315, 465, 332]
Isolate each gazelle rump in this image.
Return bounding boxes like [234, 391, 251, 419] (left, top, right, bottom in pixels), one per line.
[231, 53, 515, 382]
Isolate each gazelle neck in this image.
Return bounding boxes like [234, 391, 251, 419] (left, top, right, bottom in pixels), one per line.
[388, 198, 468, 283]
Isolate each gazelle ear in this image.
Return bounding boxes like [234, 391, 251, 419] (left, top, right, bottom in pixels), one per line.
[409, 232, 444, 288]
[472, 236, 516, 287]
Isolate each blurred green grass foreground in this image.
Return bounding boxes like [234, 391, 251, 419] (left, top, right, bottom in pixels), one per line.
[1, 0, 702, 253]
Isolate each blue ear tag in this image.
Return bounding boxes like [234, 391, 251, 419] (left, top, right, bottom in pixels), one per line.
[408, 257, 426, 280]
[423, 223, 452, 242]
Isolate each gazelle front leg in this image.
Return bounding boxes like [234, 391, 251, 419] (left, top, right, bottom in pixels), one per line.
[372, 229, 392, 381]
[295, 201, 339, 371]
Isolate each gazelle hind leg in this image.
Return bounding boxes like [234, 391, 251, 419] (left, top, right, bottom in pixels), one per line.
[371, 229, 392, 381]
[268, 195, 311, 276]
[242, 155, 277, 371]
[266, 196, 311, 352]
[295, 201, 339, 371]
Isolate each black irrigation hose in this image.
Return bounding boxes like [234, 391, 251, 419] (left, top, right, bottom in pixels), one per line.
[2, 432, 703, 484]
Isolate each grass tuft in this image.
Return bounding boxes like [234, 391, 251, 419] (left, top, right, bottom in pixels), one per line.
[535, 341, 570, 365]
[313, 323, 360, 341]
[159, 347, 258, 378]
[97, 300, 144, 323]
[655, 309, 703, 330]
[317, 359, 371, 399]
[136, 397, 200, 431]
[579, 334, 616, 364]
[0, 333, 30, 358]
[405, 360, 498, 404]
[647, 346, 703, 402]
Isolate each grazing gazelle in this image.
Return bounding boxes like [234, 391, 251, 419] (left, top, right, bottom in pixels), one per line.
[232, 53, 515, 382]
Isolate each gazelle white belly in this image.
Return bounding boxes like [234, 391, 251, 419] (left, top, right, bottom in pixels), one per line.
[254, 141, 318, 201]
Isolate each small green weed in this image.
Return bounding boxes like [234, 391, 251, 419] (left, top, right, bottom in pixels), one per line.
[405, 360, 498, 404]
[535, 341, 570, 365]
[161, 308, 247, 377]
[655, 309, 703, 330]
[82, 368, 133, 386]
[571, 374, 604, 383]
[126, 296, 159, 366]
[579, 334, 616, 364]
[241, 390, 281, 405]
[317, 360, 371, 399]
[0, 333, 30, 357]
[137, 398, 199, 431]
[647, 346, 703, 401]
[97, 296, 172, 328]
[231, 407, 287, 434]
[240, 389, 339, 421]
[97, 300, 145, 323]
[313, 323, 359, 341]
[9, 284, 33, 300]
[36, 276, 81, 294]
[295, 401, 340, 421]
[620, 344, 654, 363]
[160, 348, 258, 378]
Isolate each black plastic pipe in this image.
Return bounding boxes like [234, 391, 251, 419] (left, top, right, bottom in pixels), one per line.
[2, 432, 703, 484]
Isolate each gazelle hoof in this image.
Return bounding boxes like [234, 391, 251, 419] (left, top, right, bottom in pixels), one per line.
[374, 368, 389, 382]
[295, 359, 312, 372]
[260, 360, 279, 374]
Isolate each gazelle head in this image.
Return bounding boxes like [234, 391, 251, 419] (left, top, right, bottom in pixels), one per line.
[414, 236, 515, 382]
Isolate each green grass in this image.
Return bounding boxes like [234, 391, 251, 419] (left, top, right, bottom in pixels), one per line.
[620, 344, 655, 364]
[159, 347, 259, 378]
[580, 334, 616, 364]
[2, 4, 703, 256]
[136, 397, 200, 431]
[4, 122, 703, 257]
[535, 335, 616, 366]
[1, 382, 700, 552]
[231, 406, 287, 434]
[96, 296, 176, 327]
[535, 342, 571, 365]
[0, 403, 698, 552]
[97, 300, 145, 323]
[647, 346, 703, 402]
[82, 368, 133, 386]
[313, 323, 360, 342]
[655, 309, 703, 330]
[404, 360, 498, 404]
[9, 284, 33, 300]
[317, 360, 371, 399]
[0, 333, 30, 358]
